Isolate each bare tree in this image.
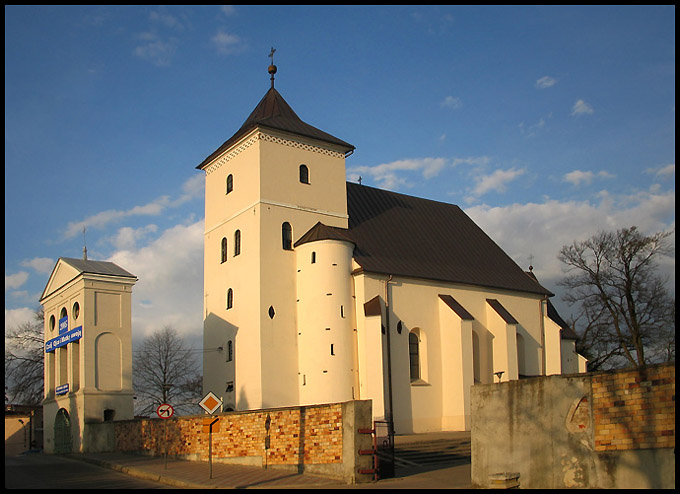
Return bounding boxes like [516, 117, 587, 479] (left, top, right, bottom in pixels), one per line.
[5, 308, 44, 405]
[133, 326, 202, 416]
[558, 226, 675, 370]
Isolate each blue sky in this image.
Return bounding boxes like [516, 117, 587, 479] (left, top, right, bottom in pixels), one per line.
[5, 5, 675, 347]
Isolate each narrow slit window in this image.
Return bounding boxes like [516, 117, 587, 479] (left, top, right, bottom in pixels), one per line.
[226, 174, 233, 194]
[330, 344, 335, 356]
[311, 252, 316, 264]
[221, 237, 228, 263]
[299, 164, 309, 184]
[234, 230, 241, 256]
[282, 222, 292, 250]
[226, 288, 233, 309]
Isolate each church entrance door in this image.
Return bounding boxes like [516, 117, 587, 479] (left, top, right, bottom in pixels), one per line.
[54, 408, 73, 454]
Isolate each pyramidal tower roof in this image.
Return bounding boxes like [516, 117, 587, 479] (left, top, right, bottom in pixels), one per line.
[197, 62, 354, 170]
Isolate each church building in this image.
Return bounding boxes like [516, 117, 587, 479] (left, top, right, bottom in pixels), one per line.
[199, 61, 586, 433]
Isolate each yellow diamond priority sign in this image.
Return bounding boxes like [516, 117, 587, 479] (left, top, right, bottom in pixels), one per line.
[199, 391, 222, 414]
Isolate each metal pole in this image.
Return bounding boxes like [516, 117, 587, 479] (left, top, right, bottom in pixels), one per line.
[164, 419, 168, 469]
[209, 423, 213, 479]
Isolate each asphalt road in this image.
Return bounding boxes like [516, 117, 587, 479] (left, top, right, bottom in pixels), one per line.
[5, 453, 174, 489]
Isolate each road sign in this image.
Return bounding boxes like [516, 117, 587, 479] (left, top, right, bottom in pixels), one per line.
[199, 391, 222, 414]
[156, 403, 175, 419]
[202, 417, 221, 433]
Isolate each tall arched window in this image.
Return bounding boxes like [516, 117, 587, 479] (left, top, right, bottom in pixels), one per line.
[221, 237, 228, 263]
[299, 164, 309, 184]
[282, 222, 292, 250]
[226, 288, 233, 309]
[234, 230, 241, 256]
[409, 332, 420, 381]
[226, 174, 233, 194]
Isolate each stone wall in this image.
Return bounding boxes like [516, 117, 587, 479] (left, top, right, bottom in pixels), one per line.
[87, 400, 374, 483]
[471, 363, 675, 489]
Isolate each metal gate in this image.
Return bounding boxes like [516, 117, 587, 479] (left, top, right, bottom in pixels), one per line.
[53, 408, 72, 454]
[374, 420, 395, 478]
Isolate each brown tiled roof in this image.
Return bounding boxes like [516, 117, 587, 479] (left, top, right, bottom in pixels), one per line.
[439, 294, 475, 320]
[197, 87, 354, 170]
[486, 298, 519, 324]
[345, 183, 553, 297]
[294, 221, 354, 247]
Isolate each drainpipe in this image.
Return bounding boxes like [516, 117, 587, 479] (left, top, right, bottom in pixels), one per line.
[384, 275, 394, 425]
[384, 275, 395, 469]
[540, 296, 547, 376]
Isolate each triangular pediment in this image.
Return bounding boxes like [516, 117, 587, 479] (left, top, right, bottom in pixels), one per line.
[40, 257, 136, 302]
[40, 259, 82, 302]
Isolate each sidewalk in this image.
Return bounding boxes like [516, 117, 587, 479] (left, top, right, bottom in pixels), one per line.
[68, 448, 472, 489]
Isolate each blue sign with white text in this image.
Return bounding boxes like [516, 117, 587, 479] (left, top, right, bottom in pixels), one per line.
[45, 326, 82, 353]
[56, 384, 69, 396]
[59, 316, 68, 334]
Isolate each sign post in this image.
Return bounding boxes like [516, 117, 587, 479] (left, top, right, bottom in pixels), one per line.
[156, 404, 174, 469]
[199, 392, 223, 479]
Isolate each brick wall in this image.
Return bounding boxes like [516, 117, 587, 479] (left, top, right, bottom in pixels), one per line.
[592, 364, 675, 451]
[114, 402, 344, 465]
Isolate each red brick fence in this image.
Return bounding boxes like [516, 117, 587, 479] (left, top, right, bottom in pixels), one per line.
[86, 400, 374, 483]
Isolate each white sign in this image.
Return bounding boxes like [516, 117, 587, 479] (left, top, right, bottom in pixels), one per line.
[199, 391, 222, 414]
[156, 403, 175, 419]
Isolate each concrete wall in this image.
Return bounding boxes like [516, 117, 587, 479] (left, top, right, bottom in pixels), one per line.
[85, 400, 374, 484]
[471, 363, 675, 489]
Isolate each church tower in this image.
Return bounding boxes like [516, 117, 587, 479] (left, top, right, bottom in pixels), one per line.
[40, 257, 137, 453]
[198, 55, 355, 411]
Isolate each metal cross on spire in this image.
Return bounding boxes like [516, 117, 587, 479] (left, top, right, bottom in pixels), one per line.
[268, 47, 277, 88]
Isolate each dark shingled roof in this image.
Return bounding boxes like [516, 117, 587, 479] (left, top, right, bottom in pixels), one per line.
[486, 298, 519, 324]
[345, 182, 552, 297]
[294, 222, 355, 247]
[439, 294, 475, 320]
[197, 87, 355, 170]
[60, 258, 136, 278]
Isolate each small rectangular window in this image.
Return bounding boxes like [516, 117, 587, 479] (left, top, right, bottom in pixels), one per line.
[331, 344, 335, 356]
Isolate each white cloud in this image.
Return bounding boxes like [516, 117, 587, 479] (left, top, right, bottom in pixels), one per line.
[468, 167, 526, 200]
[441, 96, 462, 109]
[535, 76, 557, 89]
[349, 157, 448, 190]
[220, 5, 236, 16]
[465, 187, 676, 299]
[64, 175, 202, 239]
[5, 271, 29, 291]
[571, 99, 594, 116]
[646, 163, 675, 179]
[563, 170, 615, 186]
[107, 220, 204, 339]
[5, 307, 38, 331]
[20, 257, 55, 274]
[149, 9, 184, 30]
[212, 29, 243, 55]
[107, 225, 159, 251]
[133, 31, 178, 66]
[349, 156, 492, 191]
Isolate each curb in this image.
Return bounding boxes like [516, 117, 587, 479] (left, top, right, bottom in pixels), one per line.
[67, 455, 219, 489]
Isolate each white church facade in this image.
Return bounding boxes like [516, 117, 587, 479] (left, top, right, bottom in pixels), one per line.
[199, 64, 586, 433]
